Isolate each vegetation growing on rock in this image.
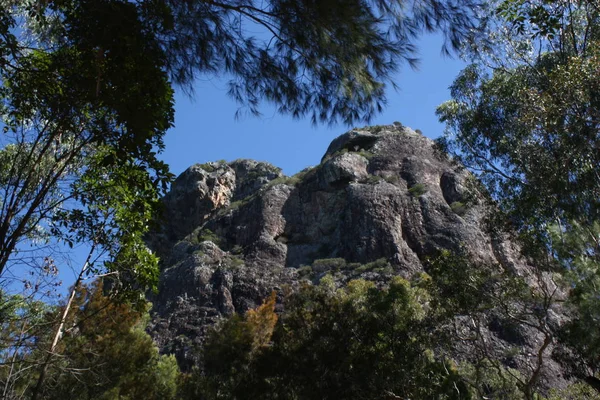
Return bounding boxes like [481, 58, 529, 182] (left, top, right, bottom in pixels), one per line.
[1, 0, 600, 398]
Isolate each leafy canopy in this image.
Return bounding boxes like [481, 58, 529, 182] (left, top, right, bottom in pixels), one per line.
[437, 0, 600, 390]
[148, 0, 485, 124]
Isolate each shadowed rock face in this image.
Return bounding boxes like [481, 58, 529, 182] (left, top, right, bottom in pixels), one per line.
[148, 125, 568, 389]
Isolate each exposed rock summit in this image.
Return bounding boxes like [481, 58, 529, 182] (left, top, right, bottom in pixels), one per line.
[148, 125, 567, 389]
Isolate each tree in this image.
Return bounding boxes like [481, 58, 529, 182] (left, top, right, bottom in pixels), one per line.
[548, 221, 600, 391]
[0, 1, 487, 393]
[0, 1, 175, 395]
[180, 292, 279, 399]
[152, 0, 487, 124]
[0, 1, 488, 396]
[437, 0, 600, 391]
[426, 250, 561, 400]
[0, 0, 174, 281]
[437, 0, 600, 232]
[183, 277, 471, 400]
[41, 281, 180, 400]
[0, 0, 490, 305]
[4, 0, 487, 128]
[0, 0, 492, 288]
[0, 289, 54, 399]
[0, 280, 180, 400]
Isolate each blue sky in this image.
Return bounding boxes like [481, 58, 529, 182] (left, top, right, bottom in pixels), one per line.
[160, 33, 467, 178]
[10, 33, 468, 297]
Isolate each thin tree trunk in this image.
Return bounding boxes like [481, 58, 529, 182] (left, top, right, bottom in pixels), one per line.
[2, 319, 28, 399]
[31, 244, 96, 400]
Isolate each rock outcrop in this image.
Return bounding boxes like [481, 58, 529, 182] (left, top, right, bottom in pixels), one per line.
[148, 125, 568, 389]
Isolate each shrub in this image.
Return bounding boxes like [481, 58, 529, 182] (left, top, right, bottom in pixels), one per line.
[297, 265, 313, 278]
[450, 201, 467, 215]
[199, 163, 216, 172]
[353, 258, 390, 274]
[408, 183, 428, 197]
[370, 125, 386, 134]
[267, 175, 303, 187]
[357, 150, 374, 160]
[199, 160, 227, 172]
[230, 245, 244, 255]
[223, 256, 244, 270]
[197, 228, 222, 246]
[383, 175, 400, 184]
[312, 258, 347, 273]
[364, 175, 382, 184]
[276, 166, 316, 185]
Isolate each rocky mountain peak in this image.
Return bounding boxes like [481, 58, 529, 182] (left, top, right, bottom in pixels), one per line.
[157, 158, 283, 244]
[148, 125, 565, 388]
[156, 125, 495, 269]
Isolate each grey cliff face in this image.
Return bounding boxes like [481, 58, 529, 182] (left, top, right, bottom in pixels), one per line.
[148, 125, 567, 389]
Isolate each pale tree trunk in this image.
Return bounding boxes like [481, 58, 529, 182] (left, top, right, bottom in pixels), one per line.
[2, 319, 28, 399]
[31, 244, 96, 400]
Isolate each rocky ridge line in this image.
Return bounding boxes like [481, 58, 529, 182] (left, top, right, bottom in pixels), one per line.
[148, 124, 566, 390]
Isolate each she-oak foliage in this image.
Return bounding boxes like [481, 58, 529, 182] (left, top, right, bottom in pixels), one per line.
[0, 0, 485, 393]
[153, 0, 485, 124]
[0, 0, 548, 399]
[0, 0, 484, 293]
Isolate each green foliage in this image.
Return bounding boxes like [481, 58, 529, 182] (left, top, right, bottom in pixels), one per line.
[294, 166, 316, 179]
[312, 257, 347, 273]
[296, 265, 314, 278]
[199, 160, 228, 173]
[383, 174, 400, 184]
[369, 124, 386, 134]
[459, 360, 525, 400]
[264, 166, 318, 188]
[547, 381, 600, 400]
[356, 149, 374, 160]
[322, 147, 349, 163]
[496, 0, 565, 40]
[291, 167, 316, 184]
[180, 293, 278, 399]
[425, 249, 493, 315]
[197, 229, 223, 247]
[438, 1, 600, 390]
[178, 248, 565, 399]
[437, 53, 600, 232]
[353, 258, 392, 274]
[408, 183, 429, 197]
[224, 256, 245, 270]
[548, 221, 600, 380]
[323, 147, 374, 165]
[0, 281, 181, 400]
[230, 245, 244, 255]
[0, 0, 175, 294]
[43, 282, 180, 400]
[300, 258, 394, 281]
[364, 174, 382, 184]
[157, 0, 484, 124]
[183, 277, 473, 400]
[450, 201, 467, 215]
[198, 163, 216, 173]
[425, 250, 562, 398]
[266, 175, 302, 187]
[0, 292, 55, 396]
